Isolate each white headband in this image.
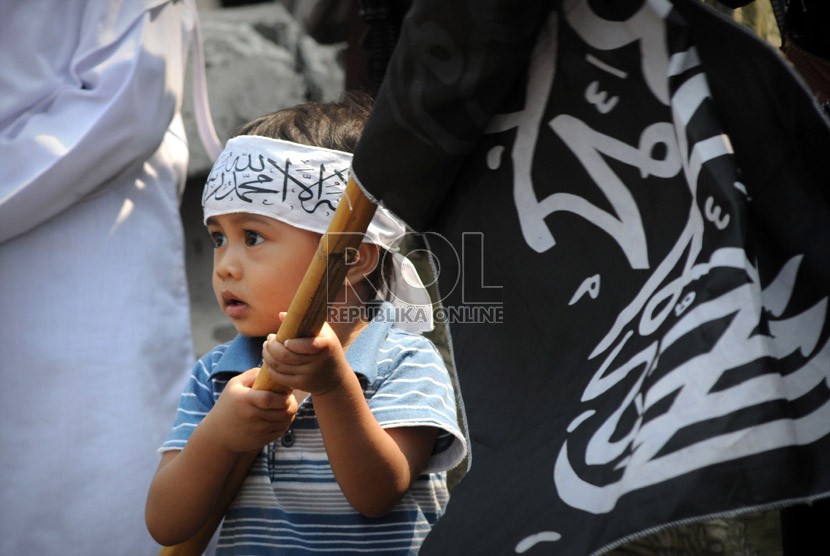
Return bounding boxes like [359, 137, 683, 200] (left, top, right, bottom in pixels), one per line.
[203, 135, 433, 333]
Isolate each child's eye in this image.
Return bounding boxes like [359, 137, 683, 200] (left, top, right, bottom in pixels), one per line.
[245, 231, 264, 246]
[210, 232, 226, 248]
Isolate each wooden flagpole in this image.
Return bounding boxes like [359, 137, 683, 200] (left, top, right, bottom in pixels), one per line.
[159, 176, 377, 555]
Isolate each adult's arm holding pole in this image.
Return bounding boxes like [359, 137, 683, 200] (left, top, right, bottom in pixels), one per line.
[158, 177, 378, 555]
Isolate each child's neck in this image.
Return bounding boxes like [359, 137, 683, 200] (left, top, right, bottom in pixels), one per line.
[329, 288, 376, 349]
[330, 311, 369, 350]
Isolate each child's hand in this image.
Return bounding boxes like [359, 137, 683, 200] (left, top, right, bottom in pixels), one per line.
[262, 315, 352, 397]
[203, 368, 298, 454]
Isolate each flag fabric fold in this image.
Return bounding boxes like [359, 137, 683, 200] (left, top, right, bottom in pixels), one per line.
[352, 0, 830, 554]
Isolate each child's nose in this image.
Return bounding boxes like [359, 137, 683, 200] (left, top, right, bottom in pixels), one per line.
[215, 247, 243, 279]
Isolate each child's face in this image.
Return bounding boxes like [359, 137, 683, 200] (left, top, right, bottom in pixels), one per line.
[207, 213, 320, 337]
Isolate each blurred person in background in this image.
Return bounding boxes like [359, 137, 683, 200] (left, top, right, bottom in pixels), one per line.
[0, 1, 197, 553]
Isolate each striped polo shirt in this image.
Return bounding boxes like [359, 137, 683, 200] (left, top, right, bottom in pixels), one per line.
[162, 303, 466, 555]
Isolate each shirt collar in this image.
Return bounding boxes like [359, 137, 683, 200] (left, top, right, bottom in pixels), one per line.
[209, 301, 395, 385]
[211, 334, 263, 376]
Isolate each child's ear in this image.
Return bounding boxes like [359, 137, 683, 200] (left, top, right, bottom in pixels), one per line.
[344, 243, 379, 286]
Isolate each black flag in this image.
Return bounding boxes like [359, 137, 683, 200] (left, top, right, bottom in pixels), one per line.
[351, 0, 830, 554]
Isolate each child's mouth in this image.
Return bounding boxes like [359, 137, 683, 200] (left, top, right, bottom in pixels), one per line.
[222, 292, 247, 317]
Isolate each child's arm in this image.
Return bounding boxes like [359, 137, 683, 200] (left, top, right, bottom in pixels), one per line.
[262, 322, 439, 518]
[145, 368, 297, 546]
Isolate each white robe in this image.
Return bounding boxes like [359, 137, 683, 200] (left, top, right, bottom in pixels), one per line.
[0, 1, 195, 553]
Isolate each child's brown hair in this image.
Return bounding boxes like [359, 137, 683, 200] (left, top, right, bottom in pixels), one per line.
[233, 91, 393, 301]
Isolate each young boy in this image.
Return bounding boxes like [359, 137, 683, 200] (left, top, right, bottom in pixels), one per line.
[145, 93, 466, 555]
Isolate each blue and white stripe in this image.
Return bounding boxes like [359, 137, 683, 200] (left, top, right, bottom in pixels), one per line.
[161, 303, 466, 555]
